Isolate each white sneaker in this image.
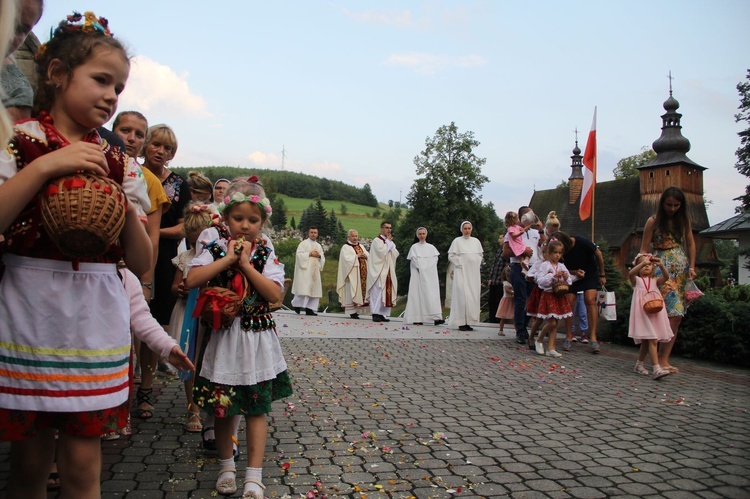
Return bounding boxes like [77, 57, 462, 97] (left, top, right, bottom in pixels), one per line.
[545, 350, 563, 358]
[535, 341, 545, 355]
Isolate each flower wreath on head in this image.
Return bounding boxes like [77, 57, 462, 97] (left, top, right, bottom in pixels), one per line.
[36, 11, 112, 62]
[218, 177, 272, 217]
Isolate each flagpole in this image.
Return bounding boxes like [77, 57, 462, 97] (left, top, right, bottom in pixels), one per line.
[591, 144, 596, 242]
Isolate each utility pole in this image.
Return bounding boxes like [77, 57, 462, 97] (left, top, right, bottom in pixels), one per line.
[281, 145, 286, 170]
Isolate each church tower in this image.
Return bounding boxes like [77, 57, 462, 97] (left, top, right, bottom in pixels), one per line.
[637, 80, 706, 199]
[637, 76, 713, 250]
[567, 134, 584, 205]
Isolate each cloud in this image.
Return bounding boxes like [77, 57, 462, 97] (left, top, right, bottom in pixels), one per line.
[343, 8, 414, 28]
[118, 55, 210, 119]
[383, 52, 486, 74]
[248, 151, 282, 168]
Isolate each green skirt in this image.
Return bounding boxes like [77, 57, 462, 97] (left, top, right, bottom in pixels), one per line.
[194, 370, 293, 417]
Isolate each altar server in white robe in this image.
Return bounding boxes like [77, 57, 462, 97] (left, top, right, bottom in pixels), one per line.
[448, 221, 484, 331]
[404, 227, 445, 326]
[366, 221, 399, 322]
[337, 229, 370, 319]
[291, 227, 325, 315]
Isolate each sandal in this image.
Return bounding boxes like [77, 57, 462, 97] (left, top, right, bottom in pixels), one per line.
[185, 411, 202, 433]
[634, 362, 650, 375]
[242, 478, 266, 499]
[202, 425, 217, 452]
[135, 387, 154, 419]
[664, 365, 679, 373]
[216, 468, 237, 495]
[47, 471, 61, 491]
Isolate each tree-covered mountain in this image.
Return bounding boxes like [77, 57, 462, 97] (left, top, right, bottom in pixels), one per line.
[170, 166, 378, 207]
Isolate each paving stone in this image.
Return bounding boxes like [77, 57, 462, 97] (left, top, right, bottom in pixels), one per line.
[1, 314, 748, 497]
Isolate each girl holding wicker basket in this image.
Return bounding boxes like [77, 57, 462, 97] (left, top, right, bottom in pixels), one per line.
[0, 12, 151, 498]
[628, 254, 674, 380]
[185, 177, 293, 498]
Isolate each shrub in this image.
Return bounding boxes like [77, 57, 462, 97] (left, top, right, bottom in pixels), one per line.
[599, 282, 750, 367]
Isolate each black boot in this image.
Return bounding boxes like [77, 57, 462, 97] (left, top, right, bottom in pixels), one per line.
[294, 307, 301, 314]
[305, 308, 318, 316]
[434, 319, 445, 326]
[350, 313, 360, 319]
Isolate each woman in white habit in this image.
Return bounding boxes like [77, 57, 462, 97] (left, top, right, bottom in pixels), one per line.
[404, 227, 445, 326]
[448, 221, 484, 331]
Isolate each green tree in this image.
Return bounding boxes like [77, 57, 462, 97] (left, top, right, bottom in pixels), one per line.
[290, 216, 296, 229]
[735, 69, 750, 212]
[299, 199, 328, 236]
[270, 196, 287, 228]
[396, 122, 500, 291]
[613, 146, 656, 179]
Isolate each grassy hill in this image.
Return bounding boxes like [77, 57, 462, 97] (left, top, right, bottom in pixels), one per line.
[279, 194, 392, 237]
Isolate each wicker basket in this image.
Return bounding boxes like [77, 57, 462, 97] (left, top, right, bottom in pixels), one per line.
[40, 173, 126, 258]
[642, 290, 664, 314]
[553, 280, 569, 296]
[198, 286, 244, 329]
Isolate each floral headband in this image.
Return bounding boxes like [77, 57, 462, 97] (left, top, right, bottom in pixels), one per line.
[36, 12, 112, 62]
[219, 192, 273, 217]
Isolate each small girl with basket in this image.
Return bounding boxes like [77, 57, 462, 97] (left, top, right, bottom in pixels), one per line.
[185, 177, 293, 498]
[494, 265, 513, 336]
[0, 12, 151, 496]
[628, 253, 674, 380]
[167, 202, 218, 433]
[533, 240, 581, 357]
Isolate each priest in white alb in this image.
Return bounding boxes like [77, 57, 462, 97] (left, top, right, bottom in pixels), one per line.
[448, 221, 484, 331]
[291, 227, 325, 315]
[404, 227, 445, 326]
[366, 221, 399, 323]
[336, 229, 370, 319]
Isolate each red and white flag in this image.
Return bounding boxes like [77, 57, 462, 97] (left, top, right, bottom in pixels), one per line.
[579, 107, 597, 221]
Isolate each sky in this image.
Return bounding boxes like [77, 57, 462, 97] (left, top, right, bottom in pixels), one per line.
[35, 1, 750, 225]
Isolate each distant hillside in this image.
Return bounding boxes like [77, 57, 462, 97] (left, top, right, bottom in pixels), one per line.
[170, 166, 378, 207]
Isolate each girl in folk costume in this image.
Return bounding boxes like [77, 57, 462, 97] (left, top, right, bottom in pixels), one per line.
[404, 227, 445, 326]
[337, 229, 370, 319]
[0, 12, 151, 497]
[167, 202, 217, 433]
[186, 177, 293, 498]
[628, 254, 674, 380]
[533, 240, 581, 358]
[448, 221, 484, 331]
[495, 266, 514, 336]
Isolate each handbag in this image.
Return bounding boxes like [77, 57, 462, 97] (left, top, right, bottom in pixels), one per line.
[596, 286, 617, 321]
[641, 277, 664, 314]
[684, 279, 704, 306]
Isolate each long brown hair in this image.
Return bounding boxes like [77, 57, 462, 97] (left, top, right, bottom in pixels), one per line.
[33, 27, 129, 117]
[654, 186, 689, 243]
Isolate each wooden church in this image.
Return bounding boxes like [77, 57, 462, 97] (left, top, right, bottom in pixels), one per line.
[528, 89, 721, 283]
